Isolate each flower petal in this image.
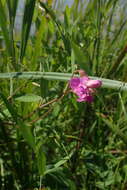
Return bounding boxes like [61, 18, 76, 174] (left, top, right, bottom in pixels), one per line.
[73, 86, 85, 96]
[86, 80, 102, 88]
[69, 77, 80, 89]
[77, 94, 93, 103]
[85, 95, 93, 102]
[77, 97, 85, 102]
[80, 76, 89, 84]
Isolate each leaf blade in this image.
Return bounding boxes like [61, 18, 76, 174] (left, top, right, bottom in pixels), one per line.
[20, 0, 36, 61]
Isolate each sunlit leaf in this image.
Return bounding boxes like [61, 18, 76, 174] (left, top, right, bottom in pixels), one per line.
[16, 94, 42, 102]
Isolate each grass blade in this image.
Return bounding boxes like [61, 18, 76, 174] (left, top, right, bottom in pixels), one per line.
[71, 41, 91, 74]
[39, 1, 71, 53]
[20, 0, 36, 62]
[0, 1, 11, 56]
[37, 149, 46, 176]
[102, 117, 127, 145]
[0, 92, 36, 150]
[0, 72, 127, 91]
[7, 0, 19, 27]
[0, 92, 18, 122]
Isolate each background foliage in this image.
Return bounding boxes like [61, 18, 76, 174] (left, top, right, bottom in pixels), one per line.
[0, 0, 127, 189]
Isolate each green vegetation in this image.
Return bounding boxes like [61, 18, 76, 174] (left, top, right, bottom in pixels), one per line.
[0, 0, 127, 189]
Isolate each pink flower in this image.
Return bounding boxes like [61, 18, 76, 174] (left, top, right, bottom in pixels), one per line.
[69, 70, 102, 102]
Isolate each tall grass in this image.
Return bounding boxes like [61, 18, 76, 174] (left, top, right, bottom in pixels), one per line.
[0, 0, 127, 189]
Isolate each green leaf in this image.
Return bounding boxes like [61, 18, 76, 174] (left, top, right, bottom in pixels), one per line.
[32, 16, 47, 68]
[0, 1, 11, 56]
[71, 41, 91, 74]
[36, 149, 46, 176]
[0, 92, 36, 149]
[52, 104, 60, 117]
[7, 0, 19, 27]
[15, 94, 42, 102]
[102, 117, 127, 145]
[19, 121, 36, 150]
[20, 0, 36, 61]
[64, 5, 71, 31]
[0, 92, 18, 122]
[40, 1, 71, 53]
[45, 152, 73, 175]
[54, 155, 71, 168]
[40, 79, 48, 99]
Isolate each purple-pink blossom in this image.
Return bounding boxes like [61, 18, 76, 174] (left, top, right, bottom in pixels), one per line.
[69, 70, 102, 102]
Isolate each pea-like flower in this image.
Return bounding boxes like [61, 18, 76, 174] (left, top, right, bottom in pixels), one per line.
[69, 70, 102, 102]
